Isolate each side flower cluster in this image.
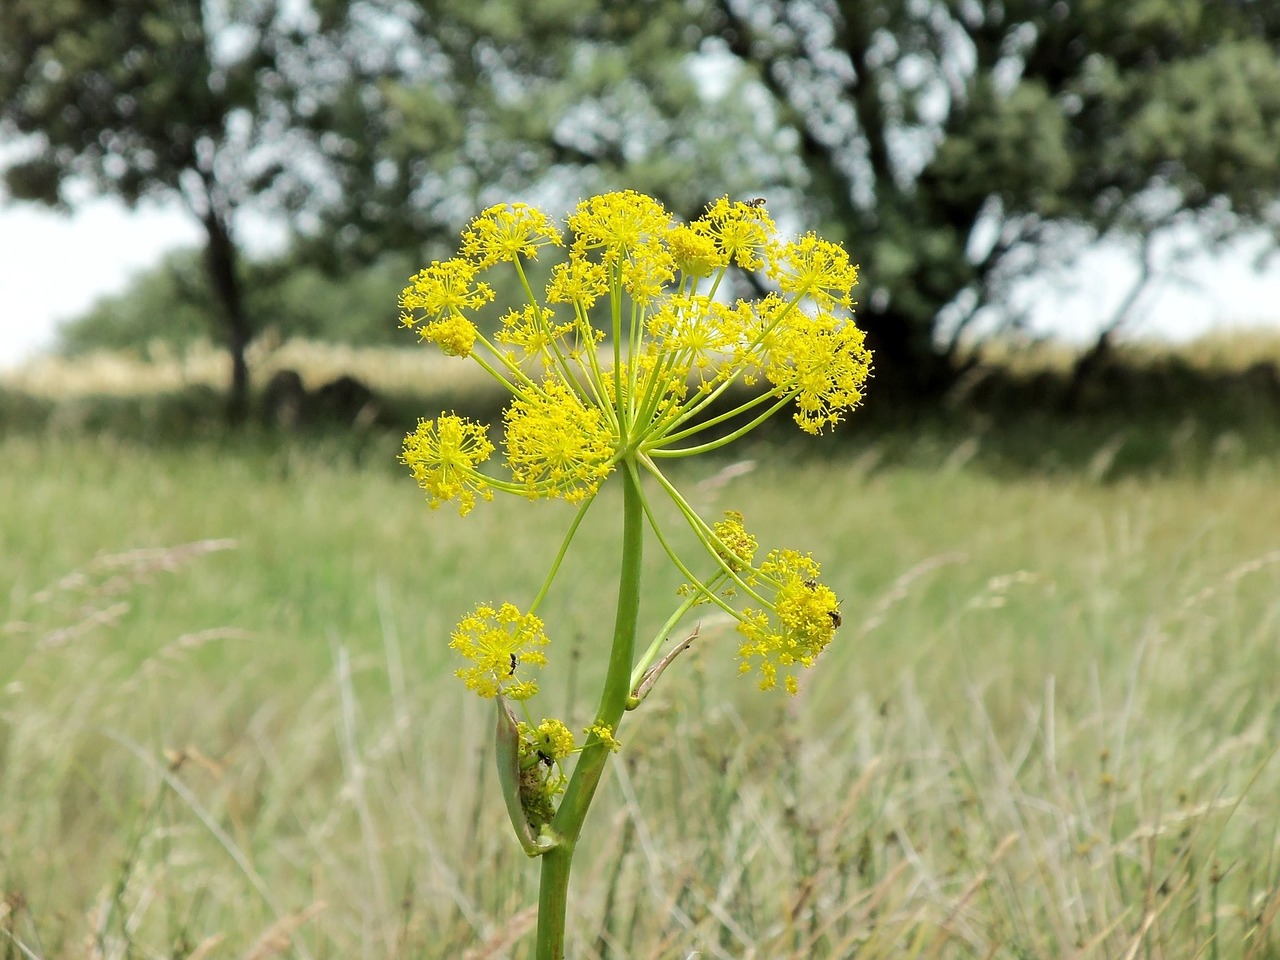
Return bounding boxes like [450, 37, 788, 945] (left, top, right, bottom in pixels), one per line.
[673, 510, 842, 694]
[515, 717, 576, 828]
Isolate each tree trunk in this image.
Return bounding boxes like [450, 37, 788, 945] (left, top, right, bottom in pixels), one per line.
[201, 209, 252, 424]
[857, 306, 954, 413]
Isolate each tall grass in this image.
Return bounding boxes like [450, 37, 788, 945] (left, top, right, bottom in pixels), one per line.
[2, 432, 1277, 958]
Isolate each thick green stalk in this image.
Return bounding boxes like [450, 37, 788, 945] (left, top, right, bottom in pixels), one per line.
[535, 460, 645, 960]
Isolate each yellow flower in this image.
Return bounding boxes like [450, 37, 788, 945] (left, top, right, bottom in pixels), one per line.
[496, 304, 574, 360]
[450, 602, 550, 700]
[545, 256, 609, 309]
[399, 258, 495, 325]
[531, 718, 576, 760]
[503, 376, 617, 502]
[667, 222, 726, 278]
[418, 313, 478, 357]
[568, 190, 672, 265]
[461, 202, 563, 268]
[736, 550, 840, 694]
[647, 295, 745, 383]
[767, 233, 860, 310]
[399, 414, 494, 515]
[763, 311, 873, 434]
[698, 197, 774, 271]
[620, 241, 675, 306]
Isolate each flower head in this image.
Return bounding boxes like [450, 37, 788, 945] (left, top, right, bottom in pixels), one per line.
[762, 311, 873, 434]
[461, 202, 563, 268]
[713, 510, 758, 572]
[586, 722, 621, 752]
[504, 376, 617, 502]
[698, 197, 774, 271]
[418, 312, 478, 357]
[768, 233, 860, 310]
[736, 549, 840, 694]
[667, 222, 725, 278]
[450, 602, 550, 700]
[568, 190, 672, 265]
[545, 256, 610, 310]
[400, 414, 494, 515]
[531, 718, 576, 761]
[647, 295, 750, 388]
[496, 304, 574, 361]
[399, 258, 494, 327]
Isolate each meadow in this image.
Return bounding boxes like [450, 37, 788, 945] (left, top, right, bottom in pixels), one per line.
[2, 346, 1279, 959]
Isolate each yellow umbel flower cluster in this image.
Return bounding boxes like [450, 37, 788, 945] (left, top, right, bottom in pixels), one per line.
[397, 191, 870, 518]
[399, 414, 495, 515]
[401, 191, 868, 700]
[736, 550, 841, 695]
[449, 602, 549, 700]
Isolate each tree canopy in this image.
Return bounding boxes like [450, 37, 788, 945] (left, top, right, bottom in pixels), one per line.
[698, 0, 1280, 396]
[1, 0, 360, 416]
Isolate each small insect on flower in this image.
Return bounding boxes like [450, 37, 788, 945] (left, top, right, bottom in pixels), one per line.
[509, 653, 519, 676]
[743, 197, 767, 208]
[803, 578, 842, 628]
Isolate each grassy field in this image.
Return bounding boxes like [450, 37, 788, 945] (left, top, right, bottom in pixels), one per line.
[2, 410, 1279, 957]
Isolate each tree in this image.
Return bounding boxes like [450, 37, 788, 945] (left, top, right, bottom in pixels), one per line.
[0, 0, 424, 419]
[691, 0, 1280, 399]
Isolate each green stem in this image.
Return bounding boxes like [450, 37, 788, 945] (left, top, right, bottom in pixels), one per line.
[528, 495, 597, 614]
[535, 459, 645, 959]
[628, 584, 714, 693]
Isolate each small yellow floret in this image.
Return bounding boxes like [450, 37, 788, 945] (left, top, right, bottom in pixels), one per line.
[586, 722, 621, 752]
[496, 304, 573, 360]
[533, 718, 576, 760]
[667, 222, 726, 278]
[736, 550, 840, 694]
[713, 510, 758, 572]
[461, 202, 563, 268]
[399, 258, 495, 326]
[698, 197, 774, 271]
[765, 314, 872, 434]
[545, 256, 609, 308]
[399, 414, 494, 515]
[767, 234, 859, 310]
[450, 601, 550, 700]
[503, 377, 617, 502]
[419, 313, 478, 357]
[568, 190, 672, 264]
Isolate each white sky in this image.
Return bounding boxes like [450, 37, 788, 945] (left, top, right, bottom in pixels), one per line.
[1, 196, 1278, 370]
